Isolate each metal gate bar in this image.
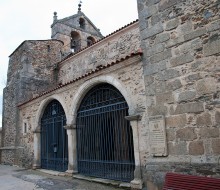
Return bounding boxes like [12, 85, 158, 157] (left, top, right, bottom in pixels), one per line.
[41, 100, 68, 172]
[76, 84, 135, 182]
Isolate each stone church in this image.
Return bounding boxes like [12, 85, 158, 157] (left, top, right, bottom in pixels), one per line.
[0, 0, 220, 189]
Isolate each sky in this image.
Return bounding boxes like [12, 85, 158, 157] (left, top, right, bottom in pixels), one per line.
[0, 0, 138, 127]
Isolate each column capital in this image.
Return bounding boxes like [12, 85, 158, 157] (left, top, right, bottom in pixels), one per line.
[33, 128, 41, 133]
[64, 124, 76, 130]
[125, 114, 141, 121]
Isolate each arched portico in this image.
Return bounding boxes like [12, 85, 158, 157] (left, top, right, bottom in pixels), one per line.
[76, 83, 135, 181]
[34, 95, 70, 131]
[70, 75, 134, 125]
[68, 75, 142, 186]
[33, 95, 70, 170]
[41, 100, 68, 171]
[33, 76, 143, 187]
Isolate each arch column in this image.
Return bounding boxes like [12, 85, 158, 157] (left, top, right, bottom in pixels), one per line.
[33, 127, 41, 169]
[64, 124, 78, 174]
[125, 114, 143, 190]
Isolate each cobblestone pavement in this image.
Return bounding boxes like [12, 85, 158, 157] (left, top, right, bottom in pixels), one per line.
[0, 165, 124, 190]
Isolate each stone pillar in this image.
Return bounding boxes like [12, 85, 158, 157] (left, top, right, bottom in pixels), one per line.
[125, 115, 143, 190]
[33, 128, 41, 169]
[64, 124, 78, 174]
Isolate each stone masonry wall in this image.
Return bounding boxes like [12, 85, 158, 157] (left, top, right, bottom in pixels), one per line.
[18, 55, 146, 168]
[58, 22, 141, 84]
[137, 0, 220, 189]
[1, 40, 63, 166]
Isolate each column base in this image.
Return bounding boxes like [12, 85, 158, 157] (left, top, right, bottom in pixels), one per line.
[130, 178, 143, 190]
[65, 169, 78, 174]
[32, 164, 41, 170]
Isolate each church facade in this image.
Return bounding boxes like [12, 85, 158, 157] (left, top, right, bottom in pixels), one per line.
[1, 0, 220, 189]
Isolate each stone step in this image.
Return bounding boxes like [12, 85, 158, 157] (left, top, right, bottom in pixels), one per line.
[37, 169, 131, 189]
[73, 174, 131, 189]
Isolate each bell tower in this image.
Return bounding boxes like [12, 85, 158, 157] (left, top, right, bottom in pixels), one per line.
[51, 2, 103, 56]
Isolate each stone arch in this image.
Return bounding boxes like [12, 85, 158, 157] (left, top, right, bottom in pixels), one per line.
[34, 94, 69, 131]
[70, 31, 81, 52]
[70, 75, 133, 125]
[33, 94, 70, 170]
[76, 83, 135, 181]
[87, 36, 95, 46]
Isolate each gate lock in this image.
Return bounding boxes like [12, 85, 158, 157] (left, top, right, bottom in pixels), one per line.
[52, 143, 58, 153]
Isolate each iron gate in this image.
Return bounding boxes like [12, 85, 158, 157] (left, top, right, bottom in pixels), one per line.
[41, 100, 68, 172]
[76, 84, 135, 182]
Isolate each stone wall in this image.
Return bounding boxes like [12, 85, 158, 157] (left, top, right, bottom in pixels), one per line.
[1, 40, 63, 166]
[137, 0, 220, 189]
[18, 54, 145, 168]
[58, 22, 141, 84]
[7, 40, 63, 102]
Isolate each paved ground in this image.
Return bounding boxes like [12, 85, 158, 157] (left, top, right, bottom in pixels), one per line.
[0, 165, 124, 190]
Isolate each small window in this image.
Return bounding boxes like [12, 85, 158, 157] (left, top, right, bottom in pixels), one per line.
[79, 18, 85, 29]
[47, 45, 51, 52]
[23, 123, 28, 134]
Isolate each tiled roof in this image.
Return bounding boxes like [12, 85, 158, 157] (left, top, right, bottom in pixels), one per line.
[18, 49, 142, 107]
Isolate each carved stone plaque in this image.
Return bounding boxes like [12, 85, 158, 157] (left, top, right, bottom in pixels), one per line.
[149, 115, 168, 156]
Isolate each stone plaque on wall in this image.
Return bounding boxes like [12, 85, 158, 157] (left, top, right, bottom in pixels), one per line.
[149, 115, 168, 156]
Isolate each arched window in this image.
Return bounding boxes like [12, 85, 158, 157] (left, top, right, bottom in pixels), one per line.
[87, 36, 96, 46]
[79, 17, 85, 29]
[70, 31, 81, 52]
